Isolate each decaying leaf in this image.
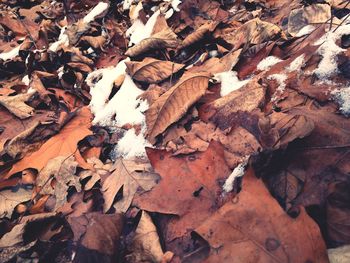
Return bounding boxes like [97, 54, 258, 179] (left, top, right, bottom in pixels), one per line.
[126, 211, 173, 263]
[126, 58, 185, 83]
[0, 91, 36, 119]
[146, 73, 211, 144]
[102, 158, 159, 213]
[0, 187, 32, 218]
[182, 21, 218, 48]
[125, 28, 178, 57]
[36, 155, 80, 210]
[195, 168, 329, 263]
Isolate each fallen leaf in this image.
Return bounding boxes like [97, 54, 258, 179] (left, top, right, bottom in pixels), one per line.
[0, 187, 32, 218]
[125, 28, 178, 57]
[102, 158, 159, 213]
[134, 141, 231, 241]
[181, 21, 218, 48]
[126, 211, 173, 263]
[0, 91, 36, 119]
[126, 58, 185, 83]
[146, 73, 211, 144]
[6, 107, 92, 178]
[195, 167, 329, 263]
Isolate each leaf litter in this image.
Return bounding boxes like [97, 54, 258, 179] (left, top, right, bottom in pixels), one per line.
[1, 0, 350, 262]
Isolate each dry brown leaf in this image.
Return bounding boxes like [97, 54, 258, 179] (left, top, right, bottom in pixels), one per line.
[79, 157, 110, 191]
[36, 155, 80, 210]
[195, 168, 329, 263]
[210, 80, 265, 130]
[102, 158, 159, 213]
[6, 107, 92, 178]
[0, 187, 32, 218]
[125, 28, 178, 57]
[182, 21, 218, 48]
[288, 4, 331, 36]
[0, 91, 36, 119]
[126, 58, 185, 83]
[126, 211, 173, 263]
[146, 73, 211, 144]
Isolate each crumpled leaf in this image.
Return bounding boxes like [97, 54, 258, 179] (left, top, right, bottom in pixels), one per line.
[7, 107, 92, 178]
[288, 4, 331, 36]
[195, 168, 329, 263]
[126, 58, 185, 83]
[0, 91, 36, 119]
[126, 211, 173, 263]
[0, 187, 32, 218]
[146, 73, 211, 144]
[125, 28, 178, 57]
[134, 141, 231, 241]
[36, 155, 81, 210]
[102, 158, 160, 213]
[182, 21, 218, 48]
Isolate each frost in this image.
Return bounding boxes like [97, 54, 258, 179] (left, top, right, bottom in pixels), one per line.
[83, 2, 109, 24]
[257, 56, 283, 71]
[295, 25, 315, 37]
[223, 160, 247, 193]
[114, 126, 151, 159]
[49, 26, 69, 52]
[214, 71, 250, 97]
[22, 75, 30, 85]
[286, 54, 305, 72]
[314, 24, 350, 78]
[126, 10, 160, 46]
[332, 87, 350, 116]
[0, 45, 21, 60]
[268, 73, 287, 102]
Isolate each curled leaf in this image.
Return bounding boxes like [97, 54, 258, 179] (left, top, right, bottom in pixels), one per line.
[182, 21, 218, 48]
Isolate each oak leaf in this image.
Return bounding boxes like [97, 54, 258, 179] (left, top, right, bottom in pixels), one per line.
[0, 187, 32, 218]
[195, 168, 329, 263]
[6, 107, 92, 178]
[102, 158, 159, 213]
[0, 91, 36, 119]
[125, 58, 185, 84]
[146, 73, 211, 144]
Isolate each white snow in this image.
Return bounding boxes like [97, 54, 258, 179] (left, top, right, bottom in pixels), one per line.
[296, 25, 315, 37]
[49, 26, 69, 52]
[286, 54, 305, 72]
[114, 126, 151, 159]
[123, 0, 133, 10]
[332, 87, 350, 116]
[57, 66, 64, 79]
[257, 56, 283, 71]
[22, 75, 30, 85]
[214, 71, 250, 96]
[313, 24, 350, 78]
[126, 10, 160, 46]
[0, 44, 21, 60]
[223, 161, 247, 193]
[83, 2, 109, 24]
[164, 0, 182, 12]
[268, 73, 287, 102]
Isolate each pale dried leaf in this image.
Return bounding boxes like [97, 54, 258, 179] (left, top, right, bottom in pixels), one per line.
[0, 91, 36, 119]
[0, 188, 32, 218]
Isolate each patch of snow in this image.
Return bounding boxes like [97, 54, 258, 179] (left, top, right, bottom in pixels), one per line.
[83, 2, 109, 24]
[223, 160, 247, 193]
[57, 66, 64, 79]
[313, 24, 350, 78]
[209, 50, 219, 58]
[114, 125, 151, 159]
[0, 45, 21, 60]
[126, 10, 160, 46]
[164, 0, 182, 12]
[332, 87, 350, 116]
[295, 25, 315, 37]
[49, 26, 69, 52]
[257, 56, 283, 71]
[165, 8, 174, 19]
[214, 71, 250, 96]
[123, 0, 133, 10]
[286, 54, 305, 72]
[268, 73, 287, 102]
[22, 75, 30, 85]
